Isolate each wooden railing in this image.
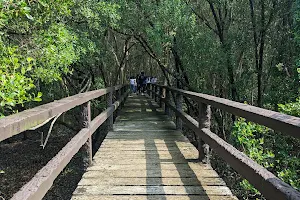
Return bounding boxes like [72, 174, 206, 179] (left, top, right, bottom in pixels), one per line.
[149, 84, 300, 200]
[0, 85, 129, 200]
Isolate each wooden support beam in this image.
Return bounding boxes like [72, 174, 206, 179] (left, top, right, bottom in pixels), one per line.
[176, 93, 183, 130]
[197, 103, 211, 164]
[107, 91, 113, 131]
[81, 101, 92, 167]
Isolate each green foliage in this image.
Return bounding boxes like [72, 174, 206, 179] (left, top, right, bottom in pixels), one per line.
[277, 95, 300, 190]
[231, 117, 300, 196]
[0, 0, 121, 115]
[231, 118, 274, 196]
[0, 1, 299, 197]
[0, 42, 42, 116]
[232, 118, 273, 166]
[33, 23, 78, 83]
[278, 98, 300, 117]
[92, 77, 105, 90]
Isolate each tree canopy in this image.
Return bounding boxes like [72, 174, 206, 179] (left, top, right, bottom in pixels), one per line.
[1, 0, 299, 198]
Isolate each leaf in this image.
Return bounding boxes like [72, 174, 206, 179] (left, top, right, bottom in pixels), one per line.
[21, 67, 26, 74]
[39, 0, 48, 7]
[33, 97, 42, 102]
[23, 7, 31, 12]
[0, 101, 5, 107]
[25, 14, 34, 20]
[27, 57, 34, 63]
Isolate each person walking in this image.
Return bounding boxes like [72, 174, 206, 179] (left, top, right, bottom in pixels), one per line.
[138, 72, 147, 95]
[129, 76, 136, 93]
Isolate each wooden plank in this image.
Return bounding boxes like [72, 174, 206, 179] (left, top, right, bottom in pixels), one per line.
[93, 159, 190, 165]
[114, 121, 175, 126]
[77, 177, 226, 186]
[86, 163, 212, 171]
[73, 185, 233, 196]
[82, 169, 220, 178]
[94, 149, 199, 156]
[72, 195, 238, 200]
[113, 126, 176, 131]
[101, 140, 191, 145]
[98, 146, 196, 151]
[107, 134, 184, 137]
[107, 130, 182, 135]
[93, 153, 198, 160]
[104, 137, 188, 141]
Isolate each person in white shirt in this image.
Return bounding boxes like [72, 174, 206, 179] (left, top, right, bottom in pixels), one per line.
[146, 77, 151, 84]
[151, 76, 157, 83]
[129, 76, 137, 93]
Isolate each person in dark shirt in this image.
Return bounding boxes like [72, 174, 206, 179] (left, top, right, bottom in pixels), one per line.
[136, 74, 140, 94]
[138, 72, 146, 95]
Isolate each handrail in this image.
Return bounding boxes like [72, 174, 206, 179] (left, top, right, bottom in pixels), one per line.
[0, 85, 124, 143]
[157, 84, 300, 139]
[149, 84, 300, 200]
[0, 84, 130, 200]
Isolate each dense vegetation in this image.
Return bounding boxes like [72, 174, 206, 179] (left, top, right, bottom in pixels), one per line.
[1, 0, 299, 199]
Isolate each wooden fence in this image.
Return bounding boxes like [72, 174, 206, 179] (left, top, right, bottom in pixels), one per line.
[149, 84, 300, 200]
[0, 85, 129, 200]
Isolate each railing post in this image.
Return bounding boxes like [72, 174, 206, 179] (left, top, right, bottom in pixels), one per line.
[115, 88, 121, 116]
[124, 85, 128, 104]
[197, 102, 211, 164]
[151, 84, 154, 99]
[159, 87, 163, 108]
[119, 87, 123, 108]
[176, 92, 183, 130]
[155, 85, 158, 102]
[164, 89, 170, 116]
[147, 84, 150, 96]
[121, 86, 125, 107]
[152, 85, 155, 100]
[81, 101, 92, 167]
[107, 90, 113, 131]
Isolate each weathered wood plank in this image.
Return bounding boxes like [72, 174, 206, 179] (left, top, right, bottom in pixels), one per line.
[94, 150, 199, 157]
[93, 153, 198, 160]
[72, 195, 238, 200]
[100, 140, 191, 145]
[73, 185, 233, 195]
[106, 130, 182, 135]
[86, 163, 212, 171]
[93, 159, 190, 165]
[82, 169, 220, 178]
[98, 146, 195, 151]
[77, 177, 226, 186]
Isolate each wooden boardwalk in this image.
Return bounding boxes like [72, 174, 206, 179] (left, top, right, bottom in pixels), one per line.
[71, 95, 237, 200]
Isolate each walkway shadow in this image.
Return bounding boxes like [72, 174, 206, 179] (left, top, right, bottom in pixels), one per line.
[144, 135, 211, 199]
[145, 138, 167, 200]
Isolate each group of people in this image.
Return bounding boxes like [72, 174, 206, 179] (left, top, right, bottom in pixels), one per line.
[129, 72, 157, 95]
